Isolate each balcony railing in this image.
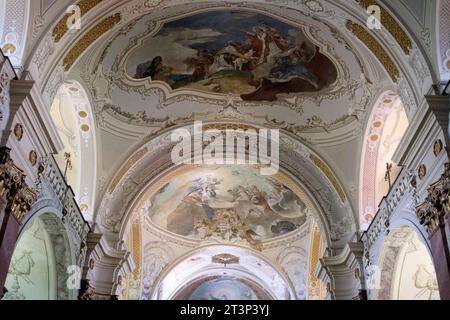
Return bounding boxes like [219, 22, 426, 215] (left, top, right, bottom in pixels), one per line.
[37, 155, 91, 262]
[361, 168, 415, 250]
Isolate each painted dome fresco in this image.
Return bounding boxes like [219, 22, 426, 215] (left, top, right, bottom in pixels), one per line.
[143, 165, 312, 243]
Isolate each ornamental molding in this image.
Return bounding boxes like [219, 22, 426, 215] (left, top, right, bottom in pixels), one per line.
[28, 0, 431, 127]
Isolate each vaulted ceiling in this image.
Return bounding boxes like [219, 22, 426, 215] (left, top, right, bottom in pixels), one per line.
[1, 0, 445, 251]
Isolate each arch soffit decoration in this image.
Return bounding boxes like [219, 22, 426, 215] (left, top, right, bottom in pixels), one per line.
[358, 90, 408, 230]
[366, 208, 432, 267]
[24, 1, 435, 222]
[50, 79, 98, 221]
[21, 205, 78, 266]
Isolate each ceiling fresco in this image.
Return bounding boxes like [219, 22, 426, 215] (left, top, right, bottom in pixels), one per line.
[145, 165, 311, 244]
[187, 277, 259, 300]
[126, 9, 338, 101]
[84, 3, 370, 135]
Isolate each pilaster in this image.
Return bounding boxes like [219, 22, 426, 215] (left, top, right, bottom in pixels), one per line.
[87, 237, 131, 299]
[318, 242, 366, 300]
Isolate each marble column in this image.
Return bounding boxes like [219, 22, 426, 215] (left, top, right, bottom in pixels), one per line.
[0, 205, 21, 290]
[417, 164, 450, 300]
[0, 147, 37, 293]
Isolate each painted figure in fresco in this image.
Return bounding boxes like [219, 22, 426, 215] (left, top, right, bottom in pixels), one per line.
[130, 10, 337, 101]
[135, 56, 173, 83]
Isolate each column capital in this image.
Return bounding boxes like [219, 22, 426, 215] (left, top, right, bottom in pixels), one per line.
[416, 162, 450, 236]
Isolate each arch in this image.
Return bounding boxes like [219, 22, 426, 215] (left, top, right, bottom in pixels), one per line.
[96, 122, 355, 252]
[150, 245, 296, 300]
[375, 226, 440, 300]
[359, 91, 409, 230]
[2, 212, 75, 300]
[49, 80, 97, 221]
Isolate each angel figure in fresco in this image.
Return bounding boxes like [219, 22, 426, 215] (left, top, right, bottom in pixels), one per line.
[249, 185, 273, 214]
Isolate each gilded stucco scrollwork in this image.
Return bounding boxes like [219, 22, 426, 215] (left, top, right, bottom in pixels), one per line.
[346, 21, 400, 83]
[358, 0, 413, 55]
[52, 0, 104, 43]
[63, 13, 121, 71]
[0, 147, 38, 222]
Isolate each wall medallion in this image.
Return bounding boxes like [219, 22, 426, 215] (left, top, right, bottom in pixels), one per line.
[418, 164, 427, 180]
[14, 123, 24, 141]
[89, 259, 95, 270]
[434, 139, 443, 157]
[29, 150, 38, 166]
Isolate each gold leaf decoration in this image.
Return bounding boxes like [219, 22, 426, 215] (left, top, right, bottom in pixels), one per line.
[310, 154, 346, 202]
[346, 20, 400, 82]
[358, 0, 412, 55]
[63, 13, 121, 71]
[131, 216, 142, 276]
[109, 147, 148, 193]
[53, 0, 104, 43]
